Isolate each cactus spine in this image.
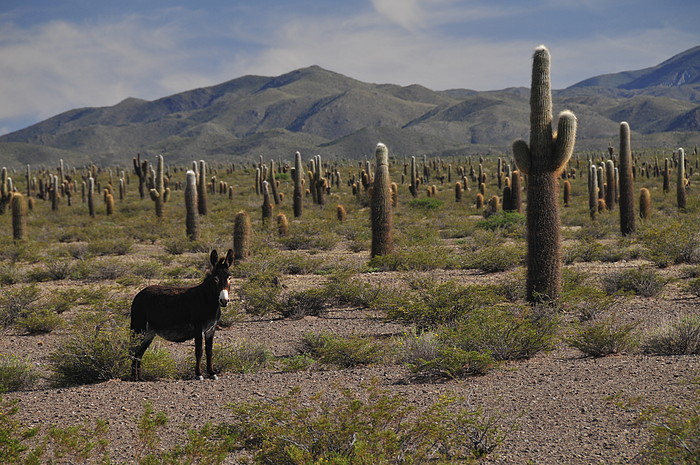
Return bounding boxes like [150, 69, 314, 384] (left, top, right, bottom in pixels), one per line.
[370, 143, 394, 257]
[512, 45, 577, 302]
[149, 154, 167, 217]
[233, 210, 251, 263]
[11, 193, 26, 240]
[185, 170, 199, 241]
[293, 151, 303, 217]
[618, 122, 635, 235]
[677, 148, 687, 209]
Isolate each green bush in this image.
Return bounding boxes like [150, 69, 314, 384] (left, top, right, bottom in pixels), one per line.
[441, 305, 559, 362]
[383, 279, 503, 328]
[15, 308, 64, 334]
[642, 315, 700, 355]
[222, 382, 504, 464]
[237, 272, 283, 316]
[0, 285, 40, 328]
[636, 382, 700, 464]
[640, 220, 700, 267]
[565, 313, 639, 357]
[214, 339, 271, 374]
[475, 211, 525, 235]
[0, 354, 38, 392]
[410, 346, 494, 379]
[139, 344, 178, 381]
[48, 319, 130, 386]
[277, 354, 316, 373]
[303, 332, 385, 368]
[463, 243, 524, 273]
[279, 288, 328, 319]
[86, 238, 133, 256]
[407, 197, 443, 209]
[367, 245, 459, 271]
[603, 268, 667, 297]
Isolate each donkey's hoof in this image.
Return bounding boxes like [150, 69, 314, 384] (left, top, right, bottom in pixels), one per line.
[210, 374, 218, 380]
[196, 375, 204, 381]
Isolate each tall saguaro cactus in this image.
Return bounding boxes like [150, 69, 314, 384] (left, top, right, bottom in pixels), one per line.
[149, 154, 167, 218]
[185, 170, 199, 241]
[677, 148, 687, 210]
[12, 193, 27, 240]
[618, 122, 635, 235]
[370, 143, 394, 257]
[293, 151, 303, 217]
[512, 45, 577, 302]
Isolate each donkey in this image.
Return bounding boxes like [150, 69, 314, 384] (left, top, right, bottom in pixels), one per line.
[130, 249, 233, 381]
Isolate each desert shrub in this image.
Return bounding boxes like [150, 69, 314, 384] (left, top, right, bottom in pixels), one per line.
[15, 308, 64, 334]
[237, 272, 283, 316]
[407, 197, 443, 209]
[640, 219, 700, 267]
[162, 238, 209, 255]
[565, 313, 639, 357]
[367, 245, 459, 271]
[559, 284, 616, 322]
[87, 238, 133, 256]
[0, 397, 38, 462]
[222, 382, 504, 464]
[321, 272, 383, 308]
[138, 344, 178, 381]
[397, 331, 440, 366]
[635, 381, 700, 464]
[279, 289, 328, 319]
[302, 332, 385, 368]
[475, 211, 525, 235]
[642, 315, 700, 355]
[603, 267, 667, 297]
[277, 354, 316, 373]
[463, 243, 524, 273]
[70, 258, 133, 282]
[214, 339, 271, 374]
[0, 354, 38, 392]
[441, 305, 559, 362]
[0, 285, 40, 328]
[383, 279, 503, 328]
[412, 346, 494, 379]
[49, 318, 130, 386]
[279, 228, 337, 251]
[0, 264, 24, 285]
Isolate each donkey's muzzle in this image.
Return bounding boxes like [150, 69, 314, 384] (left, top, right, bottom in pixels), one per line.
[219, 289, 230, 307]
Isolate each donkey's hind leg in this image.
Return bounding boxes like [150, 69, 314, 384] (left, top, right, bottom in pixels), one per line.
[205, 329, 217, 380]
[130, 331, 155, 381]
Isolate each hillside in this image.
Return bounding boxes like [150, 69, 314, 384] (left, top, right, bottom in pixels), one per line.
[1, 46, 700, 167]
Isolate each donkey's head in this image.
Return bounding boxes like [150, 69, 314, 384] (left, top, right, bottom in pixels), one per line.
[209, 249, 234, 307]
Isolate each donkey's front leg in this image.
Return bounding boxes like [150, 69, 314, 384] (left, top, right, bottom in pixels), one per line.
[205, 329, 217, 380]
[194, 332, 204, 380]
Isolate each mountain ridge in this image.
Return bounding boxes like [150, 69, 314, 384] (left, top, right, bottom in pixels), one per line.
[1, 47, 699, 167]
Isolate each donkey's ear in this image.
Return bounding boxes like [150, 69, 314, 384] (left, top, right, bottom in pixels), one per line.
[210, 249, 219, 267]
[225, 249, 234, 267]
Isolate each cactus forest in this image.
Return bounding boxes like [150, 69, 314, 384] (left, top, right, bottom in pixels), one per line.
[0, 46, 698, 464]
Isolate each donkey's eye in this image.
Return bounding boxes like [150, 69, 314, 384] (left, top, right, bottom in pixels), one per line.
[213, 277, 220, 285]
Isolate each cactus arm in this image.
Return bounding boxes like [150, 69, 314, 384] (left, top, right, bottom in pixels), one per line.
[551, 110, 577, 172]
[512, 140, 531, 175]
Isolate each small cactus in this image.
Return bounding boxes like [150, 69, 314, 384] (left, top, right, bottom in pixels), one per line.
[336, 204, 347, 222]
[563, 180, 571, 207]
[370, 143, 394, 257]
[639, 188, 651, 220]
[105, 193, 115, 216]
[11, 193, 27, 240]
[233, 210, 251, 263]
[455, 182, 463, 202]
[185, 170, 199, 241]
[475, 192, 484, 209]
[261, 180, 273, 225]
[588, 163, 598, 220]
[276, 213, 289, 237]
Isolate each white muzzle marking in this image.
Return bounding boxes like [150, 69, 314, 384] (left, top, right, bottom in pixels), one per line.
[219, 289, 229, 307]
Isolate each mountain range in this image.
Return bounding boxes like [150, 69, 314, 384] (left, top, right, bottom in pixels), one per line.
[1, 45, 699, 167]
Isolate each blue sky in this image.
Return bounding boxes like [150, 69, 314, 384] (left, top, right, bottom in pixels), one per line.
[0, 0, 698, 135]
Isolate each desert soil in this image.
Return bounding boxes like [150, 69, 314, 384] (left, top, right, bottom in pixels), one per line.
[3, 248, 699, 464]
